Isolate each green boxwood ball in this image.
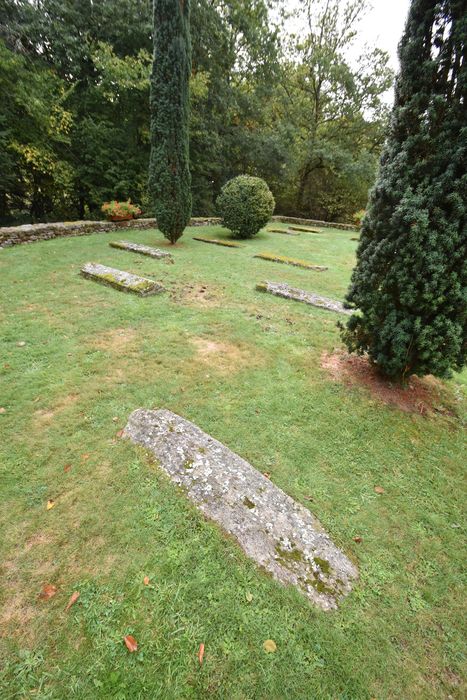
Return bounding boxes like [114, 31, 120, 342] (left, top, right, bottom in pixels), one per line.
[216, 175, 275, 239]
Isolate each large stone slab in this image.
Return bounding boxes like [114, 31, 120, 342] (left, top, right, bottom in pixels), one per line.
[124, 409, 358, 610]
[110, 240, 172, 259]
[267, 227, 300, 236]
[288, 225, 321, 233]
[193, 236, 242, 248]
[256, 281, 351, 315]
[254, 252, 328, 271]
[81, 263, 164, 296]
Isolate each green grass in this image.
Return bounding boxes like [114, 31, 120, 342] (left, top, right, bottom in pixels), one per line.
[0, 223, 465, 699]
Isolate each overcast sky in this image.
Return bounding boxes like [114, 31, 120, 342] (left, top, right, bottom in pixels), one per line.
[281, 0, 411, 71]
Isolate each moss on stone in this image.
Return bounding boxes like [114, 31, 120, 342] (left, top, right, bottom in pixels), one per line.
[254, 253, 328, 271]
[243, 496, 256, 509]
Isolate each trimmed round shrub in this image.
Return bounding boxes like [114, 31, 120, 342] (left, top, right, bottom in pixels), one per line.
[216, 175, 275, 239]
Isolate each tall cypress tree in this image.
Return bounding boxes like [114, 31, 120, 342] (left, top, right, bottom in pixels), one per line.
[341, 0, 466, 380]
[149, 0, 192, 244]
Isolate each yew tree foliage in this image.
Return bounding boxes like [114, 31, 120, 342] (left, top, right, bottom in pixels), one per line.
[341, 0, 467, 380]
[149, 0, 192, 243]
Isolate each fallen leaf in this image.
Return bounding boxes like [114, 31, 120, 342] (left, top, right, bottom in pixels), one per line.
[112, 416, 119, 423]
[46, 499, 55, 510]
[0, 407, 6, 414]
[245, 592, 253, 603]
[263, 639, 277, 653]
[123, 635, 138, 653]
[3, 363, 11, 369]
[143, 576, 150, 586]
[63, 464, 72, 473]
[65, 591, 80, 611]
[81, 453, 90, 461]
[303, 495, 313, 501]
[17, 341, 26, 347]
[353, 536, 363, 543]
[374, 486, 385, 495]
[39, 584, 57, 599]
[198, 643, 205, 665]
[116, 429, 124, 438]
[263, 472, 271, 479]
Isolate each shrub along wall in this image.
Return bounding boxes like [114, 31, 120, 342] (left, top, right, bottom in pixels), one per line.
[0, 218, 221, 249]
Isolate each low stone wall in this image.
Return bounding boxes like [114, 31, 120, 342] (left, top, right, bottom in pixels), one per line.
[0, 217, 221, 249]
[271, 215, 358, 232]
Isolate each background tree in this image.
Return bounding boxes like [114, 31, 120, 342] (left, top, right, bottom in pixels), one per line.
[341, 0, 466, 380]
[149, 0, 192, 244]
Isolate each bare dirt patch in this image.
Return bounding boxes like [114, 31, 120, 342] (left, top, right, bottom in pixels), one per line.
[91, 326, 138, 353]
[33, 393, 79, 427]
[171, 282, 223, 308]
[191, 336, 254, 374]
[321, 350, 457, 416]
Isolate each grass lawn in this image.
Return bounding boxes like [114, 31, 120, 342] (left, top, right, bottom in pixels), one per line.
[0, 223, 465, 699]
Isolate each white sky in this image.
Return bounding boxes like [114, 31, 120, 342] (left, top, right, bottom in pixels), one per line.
[281, 0, 411, 71]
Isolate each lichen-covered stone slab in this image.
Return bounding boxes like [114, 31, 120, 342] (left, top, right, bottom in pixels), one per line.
[256, 281, 351, 315]
[193, 236, 242, 248]
[254, 253, 328, 271]
[124, 408, 358, 610]
[81, 263, 164, 296]
[267, 228, 300, 236]
[109, 240, 172, 259]
[288, 225, 321, 233]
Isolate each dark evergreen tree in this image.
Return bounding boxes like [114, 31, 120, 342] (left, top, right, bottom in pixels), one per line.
[341, 0, 467, 380]
[149, 0, 192, 243]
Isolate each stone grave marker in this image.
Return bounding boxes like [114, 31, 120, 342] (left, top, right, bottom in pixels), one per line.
[81, 262, 165, 296]
[124, 408, 358, 610]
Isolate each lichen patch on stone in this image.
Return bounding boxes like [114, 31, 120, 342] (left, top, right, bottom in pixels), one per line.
[80, 263, 165, 297]
[254, 253, 328, 271]
[256, 281, 352, 315]
[124, 409, 358, 610]
[109, 240, 172, 259]
[193, 236, 242, 248]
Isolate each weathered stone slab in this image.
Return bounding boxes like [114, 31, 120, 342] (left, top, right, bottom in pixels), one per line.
[256, 281, 351, 314]
[267, 228, 300, 236]
[288, 225, 321, 233]
[81, 263, 164, 296]
[254, 252, 328, 271]
[193, 236, 242, 248]
[124, 408, 358, 610]
[109, 240, 172, 259]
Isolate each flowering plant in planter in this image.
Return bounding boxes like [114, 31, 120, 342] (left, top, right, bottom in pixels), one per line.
[101, 200, 142, 221]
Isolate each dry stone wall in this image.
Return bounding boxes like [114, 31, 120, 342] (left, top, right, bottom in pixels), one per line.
[0, 217, 221, 249]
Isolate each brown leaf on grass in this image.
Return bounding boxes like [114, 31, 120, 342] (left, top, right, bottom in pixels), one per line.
[46, 499, 55, 510]
[65, 591, 80, 611]
[143, 576, 150, 586]
[263, 472, 271, 479]
[0, 407, 6, 414]
[198, 643, 205, 665]
[112, 416, 119, 423]
[116, 429, 124, 438]
[63, 464, 72, 473]
[263, 639, 277, 653]
[81, 453, 90, 461]
[374, 486, 385, 494]
[39, 584, 57, 600]
[353, 536, 363, 543]
[303, 495, 313, 502]
[124, 635, 138, 652]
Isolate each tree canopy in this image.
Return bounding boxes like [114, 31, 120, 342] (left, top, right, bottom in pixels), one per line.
[0, 0, 392, 224]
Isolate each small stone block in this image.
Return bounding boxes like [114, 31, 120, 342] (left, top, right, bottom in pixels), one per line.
[256, 281, 351, 314]
[81, 263, 164, 296]
[254, 253, 328, 271]
[193, 236, 242, 248]
[109, 240, 172, 259]
[267, 228, 300, 236]
[124, 409, 358, 610]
